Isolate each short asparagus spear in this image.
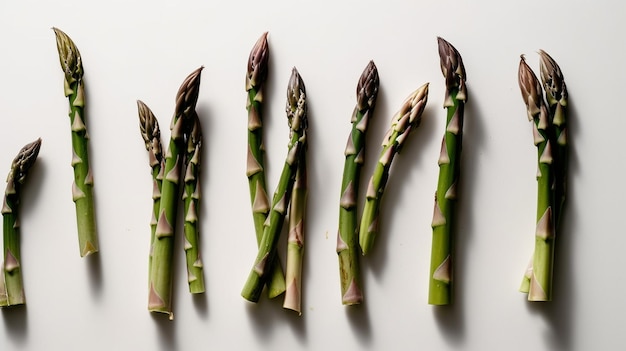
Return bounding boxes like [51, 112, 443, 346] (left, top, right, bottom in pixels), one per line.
[182, 112, 205, 294]
[428, 38, 467, 305]
[518, 56, 555, 301]
[245, 33, 286, 298]
[149, 67, 203, 318]
[359, 83, 429, 256]
[137, 100, 163, 284]
[336, 61, 379, 305]
[283, 148, 307, 314]
[53, 28, 98, 257]
[241, 68, 308, 303]
[0, 138, 42, 307]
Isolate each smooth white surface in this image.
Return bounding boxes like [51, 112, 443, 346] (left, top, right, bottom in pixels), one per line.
[0, 0, 624, 350]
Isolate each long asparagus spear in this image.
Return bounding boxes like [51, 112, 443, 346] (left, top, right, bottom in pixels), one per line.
[137, 100, 163, 285]
[149, 67, 203, 318]
[52, 28, 98, 257]
[336, 61, 379, 305]
[428, 38, 467, 305]
[518, 56, 555, 301]
[182, 112, 205, 294]
[359, 83, 429, 256]
[519, 51, 568, 299]
[241, 68, 308, 303]
[245, 33, 286, 298]
[283, 147, 307, 314]
[0, 139, 42, 307]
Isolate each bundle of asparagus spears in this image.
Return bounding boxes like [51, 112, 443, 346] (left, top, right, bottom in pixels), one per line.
[241, 33, 309, 315]
[0, 139, 42, 307]
[518, 51, 568, 301]
[139, 67, 205, 319]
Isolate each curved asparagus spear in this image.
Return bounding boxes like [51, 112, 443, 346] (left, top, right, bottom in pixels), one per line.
[137, 100, 163, 285]
[241, 68, 308, 302]
[0, 138, 42, 307]
[359, 83, 429, 256]
[245, 33, 286, 298]
[283, 147, 307, 314]
[336, 61, 379, 305]
[518, 56, 555, 301]
[183, 112, 205, 294]
[149, 67, 203, 318]
[428, 38, 467, 305]
[53, 28, 98, 257]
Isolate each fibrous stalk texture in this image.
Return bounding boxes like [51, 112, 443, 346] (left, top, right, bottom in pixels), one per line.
[428, 38, 467, 305]
[336, 61, 379, 305]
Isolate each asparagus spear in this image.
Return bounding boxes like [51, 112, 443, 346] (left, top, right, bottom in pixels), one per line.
[52, 28, 98, 257]
[137, 100, 163, 285]
[359, 83, 429, 256]
[283, 147, 307, 314]
[518, 56, 555, 301]
[538, 50, 568, 229]
[182, 112, 205, 294]
[149, 67, 203, 318]
[519, 51, 568, 298]
[428, 38, 467, 305]
[336, 61, 379, 305]
[0, 138, 42, 307]
[245, 33, 286, 298]
[241, 68, 308, 303]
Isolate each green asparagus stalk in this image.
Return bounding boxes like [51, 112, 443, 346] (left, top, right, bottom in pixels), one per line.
[428, 38, 467, 305]
[182, 112, 205, 294]
[283, 147, 307, 314]
[149, 67, 203, 318]
[241, 68, 308, 303]
[359, 83, 429, 256]
[518, 56, 555, 301]
[0, 138, 42, 307]
[538, 50, 568, 229]
[336, 61, 379, 305]
[137, 100, 163, 285]
[519, 51, 568, 298]
[53, 28, 98, 257]
[245, 33, 286, 298]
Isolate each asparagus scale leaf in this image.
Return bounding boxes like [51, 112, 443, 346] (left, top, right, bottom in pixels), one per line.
[245, 33, 286, 298]
[0, 138, 42, 307]
[518, 56, 555, 301]
[149, 67, 203, 318]
[242, 68, 308, 303]
[336, 61, 379, 305]
[359, 83, 429, 256]
[53, 28, 98, 257]
[428, 38, 467, 305]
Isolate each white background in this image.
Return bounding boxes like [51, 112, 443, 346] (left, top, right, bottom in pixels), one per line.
[0, 0, 623, 350]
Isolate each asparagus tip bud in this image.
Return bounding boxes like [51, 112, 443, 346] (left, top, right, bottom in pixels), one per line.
[286, 68, 307, 134]
[356, 60, 379, 111]
[247, 32, 270, 89]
